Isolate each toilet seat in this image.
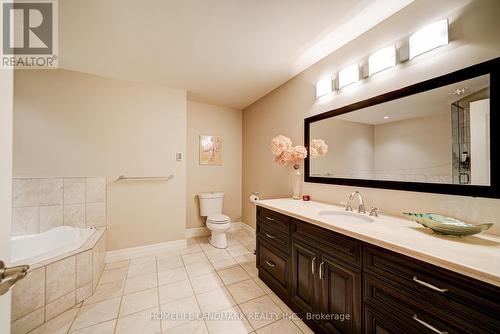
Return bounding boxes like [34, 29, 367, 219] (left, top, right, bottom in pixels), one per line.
[207, 214, 230, 224]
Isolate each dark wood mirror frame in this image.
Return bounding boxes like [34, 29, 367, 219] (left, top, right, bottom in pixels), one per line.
[304, 57, 500, 198]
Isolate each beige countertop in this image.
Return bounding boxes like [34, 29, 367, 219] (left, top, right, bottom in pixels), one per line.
[256, 198, 500, 287]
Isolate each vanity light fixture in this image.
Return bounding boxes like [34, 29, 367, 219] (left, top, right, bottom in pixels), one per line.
[314, 18, 450, 99]
[369, 45, 396, 76]
[316, 77, 332, 98]
[383, 116, 390, 119]
[409, 19, 448, 59]
[338, 63, 359, 89]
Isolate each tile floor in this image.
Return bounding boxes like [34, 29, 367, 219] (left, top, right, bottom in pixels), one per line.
[26, 229, 314, 334]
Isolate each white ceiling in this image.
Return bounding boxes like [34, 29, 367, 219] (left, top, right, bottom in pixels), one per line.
[59, 0, 413, 109]
[337, 74, 490, 125]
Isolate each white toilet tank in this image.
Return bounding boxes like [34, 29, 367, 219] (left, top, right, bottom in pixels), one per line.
[198, 192, 224, 217]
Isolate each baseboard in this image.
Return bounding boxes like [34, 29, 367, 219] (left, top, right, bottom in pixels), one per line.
[107, 223, 257, 262]
[238, 222, 256, 236]
[105, 239, 187, 263]
[185, 226, 210, 238]
[185, 221, 255, 238]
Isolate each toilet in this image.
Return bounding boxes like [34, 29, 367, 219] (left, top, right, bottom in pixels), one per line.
[198, 192, 231, 248]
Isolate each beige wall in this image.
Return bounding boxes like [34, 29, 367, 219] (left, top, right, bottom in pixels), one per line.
[310, 118, 374, 177]
[187, 101, 242, 228]
[243, 0, 500, 235]
[374, 113, 452, 178]
[13, 70, 187, 250]
[312, 113, 451, 180]
[0, 67, 13, 332]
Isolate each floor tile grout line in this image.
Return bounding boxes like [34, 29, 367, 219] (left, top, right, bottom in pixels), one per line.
[229, 231, 292, 333]
[70, 262, 128, 333]
[230, 231, 297, 334]
[199, 233, 259, 333]
[66, 302, 119, 334]
[67, 297, 88, 333]
[64, 306, 81, 334]
[180, 236, 211, 334]
[42, 230, 290, 334]
[112, 265, 128, 334]
[155, 252, 163, 334]
[71, 292, 167, 334]
[25, 232, 254, 330]
[79, 276, 127, 307]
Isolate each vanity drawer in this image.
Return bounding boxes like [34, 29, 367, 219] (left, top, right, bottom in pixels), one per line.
[257, 239, 288, 289]
[257, 206, 290, 234]
[257, 221, 289, 251]
[364, 246, 500, 333]
[363, 273, 479, 334]
[292, 220, 360, 267]
[364, 305, 417, 334]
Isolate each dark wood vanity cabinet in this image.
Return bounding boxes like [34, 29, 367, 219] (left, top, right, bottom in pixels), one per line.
[319, 253, 361, 334]
[290, 240, 318, 315]
[256, 206, 500, 334]
[289, 239, 362, 333]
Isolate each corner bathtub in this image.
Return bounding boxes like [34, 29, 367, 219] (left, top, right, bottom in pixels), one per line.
[10, 226, 107, 334]
[11, 226, 96, 265]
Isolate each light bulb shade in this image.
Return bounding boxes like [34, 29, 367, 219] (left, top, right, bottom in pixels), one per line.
[338, 63, 359, 89]
[409, 19, 448, 59]
[369, 45, 396, 76]
[316, 78, 332, 98]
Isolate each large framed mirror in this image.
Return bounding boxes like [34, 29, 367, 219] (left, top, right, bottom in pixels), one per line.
[304, 57, 499, 198]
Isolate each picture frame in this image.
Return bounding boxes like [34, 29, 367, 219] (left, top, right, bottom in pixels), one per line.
[199, 135, 222, 165]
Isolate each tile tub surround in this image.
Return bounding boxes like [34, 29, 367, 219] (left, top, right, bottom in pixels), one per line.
[257, 198, 500, 287]
[11, 230, 106, 334]
[12, 177, 107, 236]
[20, 229, 314, 334]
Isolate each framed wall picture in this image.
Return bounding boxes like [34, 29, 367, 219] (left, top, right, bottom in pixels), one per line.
[199, 135, 222, 165]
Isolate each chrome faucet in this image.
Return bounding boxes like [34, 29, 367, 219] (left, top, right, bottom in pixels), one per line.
[369, 206, 379, 217]
[349, 191, 366, 214]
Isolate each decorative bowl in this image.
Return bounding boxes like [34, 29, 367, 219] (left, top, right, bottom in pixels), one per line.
[403, 213, 493, 237]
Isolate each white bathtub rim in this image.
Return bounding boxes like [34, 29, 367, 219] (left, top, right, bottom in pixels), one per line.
[11, 226, 96, 265]
[22, 228, 105, 270]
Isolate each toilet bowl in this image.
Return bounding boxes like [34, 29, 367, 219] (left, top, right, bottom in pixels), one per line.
[206, 214, 231, 248]
[198, 192, 231, 248]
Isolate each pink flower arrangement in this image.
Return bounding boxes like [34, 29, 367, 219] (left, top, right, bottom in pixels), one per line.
[310, 139, 328, 158]
[271, 135, 308, 167]
[271, 135, 328, 167]
[271, 135, 292, 156]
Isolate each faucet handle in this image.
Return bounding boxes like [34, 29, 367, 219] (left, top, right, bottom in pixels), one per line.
[369, 206, 379, 217]
[342, 201, 353, 212]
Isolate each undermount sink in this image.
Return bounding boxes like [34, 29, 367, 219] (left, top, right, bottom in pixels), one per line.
[318, 210, 374, 223]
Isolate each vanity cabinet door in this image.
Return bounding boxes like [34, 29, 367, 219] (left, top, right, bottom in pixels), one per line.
[364, 306, 416, 334]
[319, 253, 361, 334]
[291, 240, 319, 315]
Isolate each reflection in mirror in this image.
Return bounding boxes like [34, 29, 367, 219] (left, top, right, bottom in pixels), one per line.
[310, 74, 490, 186]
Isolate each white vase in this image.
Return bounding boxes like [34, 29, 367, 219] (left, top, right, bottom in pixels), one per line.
[292, 164, 302, 200]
